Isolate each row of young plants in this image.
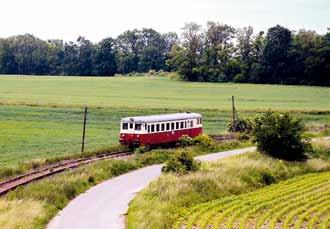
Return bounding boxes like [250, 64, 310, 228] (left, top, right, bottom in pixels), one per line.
[174, 171, 330, 229]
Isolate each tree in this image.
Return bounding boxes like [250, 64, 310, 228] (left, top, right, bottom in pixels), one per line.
[262, 25, 292, 84]
[253, 111, 311, 161]
[115, 30, 141, 73]
[94, 37, 117, 76]
[236, 26, 254, 81]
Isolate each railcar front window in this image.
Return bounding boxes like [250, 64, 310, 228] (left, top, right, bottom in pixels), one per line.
[122, 123, 128, 130]
[135, 124, 141, 131]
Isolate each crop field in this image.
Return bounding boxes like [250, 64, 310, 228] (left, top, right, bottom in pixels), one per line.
[175, 172, 330, 229]
[0, 75, 329, 166]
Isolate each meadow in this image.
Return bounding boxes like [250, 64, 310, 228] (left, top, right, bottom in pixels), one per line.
[0, 75, 329, 167]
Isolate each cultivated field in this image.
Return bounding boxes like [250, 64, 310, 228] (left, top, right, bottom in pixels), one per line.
[0, 75, 329, 166]
[175, 172, 330, 229]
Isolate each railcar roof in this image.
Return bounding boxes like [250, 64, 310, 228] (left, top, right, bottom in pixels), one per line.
[121, 112, 202, 123]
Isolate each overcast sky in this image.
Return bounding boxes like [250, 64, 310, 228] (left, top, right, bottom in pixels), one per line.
[0, 0, 329, 42]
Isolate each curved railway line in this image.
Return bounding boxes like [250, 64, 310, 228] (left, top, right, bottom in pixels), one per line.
[0, 134, 237, 196]
[0, 150, 132, 196]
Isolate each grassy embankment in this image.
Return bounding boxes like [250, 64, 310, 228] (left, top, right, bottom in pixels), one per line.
[127, 139, 330, 229]
[0, 140, 250, 229]
[0, 75, 329, 168]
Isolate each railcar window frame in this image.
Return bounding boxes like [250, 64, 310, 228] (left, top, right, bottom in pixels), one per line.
[135, 123, 142, 131]
[122, 123, 128, 130]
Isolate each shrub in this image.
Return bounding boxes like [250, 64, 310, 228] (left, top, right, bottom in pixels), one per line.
[193, 134, 214, 147]
[227, 117, 254, 133]
[179, 135, 194, 147]
[162, 151, 201, 174]
[252, 111, 312, 161]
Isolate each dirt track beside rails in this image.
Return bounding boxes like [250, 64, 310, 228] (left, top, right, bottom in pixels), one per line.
[48, 146, 256, 229]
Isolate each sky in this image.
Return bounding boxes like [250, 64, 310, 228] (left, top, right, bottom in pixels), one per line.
[0, 0, 329, 42]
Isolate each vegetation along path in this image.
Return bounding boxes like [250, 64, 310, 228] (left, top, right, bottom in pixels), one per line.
[47, 147, 256, 229]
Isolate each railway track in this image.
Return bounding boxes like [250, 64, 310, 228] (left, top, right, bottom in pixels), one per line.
[0, 134, 236, 196]
[0, 150, 132, 196]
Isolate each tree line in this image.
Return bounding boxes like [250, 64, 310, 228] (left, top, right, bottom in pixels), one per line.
[0, 22, 329, 86]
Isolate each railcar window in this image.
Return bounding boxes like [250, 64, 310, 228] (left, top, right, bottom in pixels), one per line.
[130, 123, 133, 129]
[135, 124, 141, 131]
[184, 121, 187, 128]
[148, 125, 150, 133]
[176, 122, 179, 129]
[156, 124, 160, 132]
[161, 123, 165, 131]
[171, 123, 175, 130]
[200, 118, 202, 124]
[180, 122, 184, 129]
[166, 123, 170, 130]
[151, 124, 155, 132]
[190, 120, 193, 127]
[122, 123, 128, 130]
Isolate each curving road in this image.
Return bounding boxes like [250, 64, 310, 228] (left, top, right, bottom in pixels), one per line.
[48, 147, 256, 229]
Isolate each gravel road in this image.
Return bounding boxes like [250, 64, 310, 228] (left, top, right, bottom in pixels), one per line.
[48, 146, 256, 229]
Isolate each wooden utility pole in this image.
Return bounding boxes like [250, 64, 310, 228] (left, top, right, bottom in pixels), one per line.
[81, 106, 88, 153]
[232, 96, 236, 125]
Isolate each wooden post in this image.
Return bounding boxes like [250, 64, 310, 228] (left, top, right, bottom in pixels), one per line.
[81, 107, 88, 153]
[232, 96, 236, 125]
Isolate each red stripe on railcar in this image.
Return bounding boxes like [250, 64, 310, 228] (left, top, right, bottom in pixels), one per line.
[119, 127, 202, 146]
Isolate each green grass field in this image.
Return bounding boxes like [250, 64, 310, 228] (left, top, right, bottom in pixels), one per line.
[0, 75, 329, 167]
[174, 172, 330, 229]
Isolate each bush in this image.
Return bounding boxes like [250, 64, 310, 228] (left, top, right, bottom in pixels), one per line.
[179, 135, 194, 147]
[193, 134, 214, 147]
[162, 151, 201, 174]
[252, 111, 312, 161]
[227, 117, 254, 133]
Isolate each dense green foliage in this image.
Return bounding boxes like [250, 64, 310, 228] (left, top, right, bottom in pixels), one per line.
[0, 23, 329, 86]
[127, 143, 330, 229]
[162, 150, 201, 174]
[168, 23, 330, 86]
[253, 111, 312, 161]
[0, 29, 177, 76]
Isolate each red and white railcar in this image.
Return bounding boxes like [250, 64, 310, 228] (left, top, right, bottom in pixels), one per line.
[119, 112, 203, 147]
